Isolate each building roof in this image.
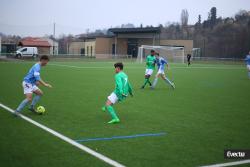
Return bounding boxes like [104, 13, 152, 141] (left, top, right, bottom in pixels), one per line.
[108, 27, 161, 34]
[77, 34, 114, 40]
[19, 37, 51, 47]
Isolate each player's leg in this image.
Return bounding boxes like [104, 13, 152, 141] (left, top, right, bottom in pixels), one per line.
[141, 69, 150, 88]
[151, 73, 160, 89]
[29, 88, 43, 112]
[15, 82, 33, 114]
[102, 93, 120, 124]
[146, 74, 152, 86]
[141, 69, 153, 88]
[162, 74, 175, 89]
[16, 93, 33, 114]
[248, 65, 250, 79]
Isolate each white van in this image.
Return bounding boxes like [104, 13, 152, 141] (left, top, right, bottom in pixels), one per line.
[16, 47, 38, 58]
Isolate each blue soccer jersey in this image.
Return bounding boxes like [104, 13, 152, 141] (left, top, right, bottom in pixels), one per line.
[246, 55, 250, 65]
[24, 63, 41, 85]
[157, 57, 168, 70]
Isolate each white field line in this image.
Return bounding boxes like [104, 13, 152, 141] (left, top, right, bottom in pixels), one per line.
[49, 63, 244, 70]
[0, 103, 125, 167]
[200, 159, 250, 167]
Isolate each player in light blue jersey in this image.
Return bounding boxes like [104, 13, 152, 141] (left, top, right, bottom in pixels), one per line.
[15, 55, 52, 115]
[151, 53, 175, 89]
[246, 51, 250, 79]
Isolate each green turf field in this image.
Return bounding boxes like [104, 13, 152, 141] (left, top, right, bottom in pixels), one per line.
[0, 60, 250, 167]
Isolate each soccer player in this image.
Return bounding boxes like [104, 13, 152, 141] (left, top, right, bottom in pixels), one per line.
[187, 54, 191, 66]
[141, 50, 156, 89]
[151, 53, 175, 89]
[14, 55, 52, 115]
[246, 51, 250, 79]
[102, 62, 133, 124]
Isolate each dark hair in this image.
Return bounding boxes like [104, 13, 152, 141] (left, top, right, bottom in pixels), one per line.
[156, 52, 159, 56]
[151, 50, 155, 53]
[40, 55, 50, 61]
[114, 62, 123, 70]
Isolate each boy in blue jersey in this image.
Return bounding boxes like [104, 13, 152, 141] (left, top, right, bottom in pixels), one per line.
[15, 55, 52, 115]
[151, 53, 175, 89]
[245, 51, 250, 79]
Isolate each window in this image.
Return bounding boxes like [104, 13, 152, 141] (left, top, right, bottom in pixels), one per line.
[21, 48, 27, 52]
[90, 46, 93, 56]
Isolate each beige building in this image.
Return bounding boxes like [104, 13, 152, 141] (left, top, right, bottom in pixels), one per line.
[69, 27, 193, 59]
[68, 41, 85, 55]
[68, 39, 96, 57]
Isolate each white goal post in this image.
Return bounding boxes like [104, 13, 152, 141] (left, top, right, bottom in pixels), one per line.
[137, 45, 185, 63]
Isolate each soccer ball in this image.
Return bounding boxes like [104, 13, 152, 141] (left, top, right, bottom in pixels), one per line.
[37, 106, 45, 114]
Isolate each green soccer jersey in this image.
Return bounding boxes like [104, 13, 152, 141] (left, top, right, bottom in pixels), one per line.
[146, 55, 156, 69]
[114, 71, 133, 101]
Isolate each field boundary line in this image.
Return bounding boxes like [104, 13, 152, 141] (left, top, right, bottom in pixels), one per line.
[200, 159, 250, 167]
[75, 132, 166, 143]
[49, 63, 244, 70]
[0, 103, 125, 167]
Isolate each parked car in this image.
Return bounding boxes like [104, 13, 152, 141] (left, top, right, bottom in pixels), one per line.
[16, 47, 38, 58]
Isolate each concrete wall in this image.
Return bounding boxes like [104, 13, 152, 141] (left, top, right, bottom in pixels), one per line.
[116, 38, 127, 55]
[85, 41, 95, 57]
[67, 38, 193, 59]
[138, 38, 159, 46]
[68, 41, 85, 55]
[95, 37, 113, 59]
[160, 40, 193, 55]
[37, 47, 50, 55]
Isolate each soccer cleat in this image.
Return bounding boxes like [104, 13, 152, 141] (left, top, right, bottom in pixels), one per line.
[13, 110, 20, 117]
[108, 118, 120, 124]
[101, 106, 106, 112]
[140, 86, 145, 89]
[29, 107, 37, 114]
[171, 83, 176, 89]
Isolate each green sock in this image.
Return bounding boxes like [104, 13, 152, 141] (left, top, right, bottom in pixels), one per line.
[106, 106, 118, 120]
[148, 79, 152, 85]
[143, 78, 148, 87]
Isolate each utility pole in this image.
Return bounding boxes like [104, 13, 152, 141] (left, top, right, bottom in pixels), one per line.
[53, 22, 55, 55]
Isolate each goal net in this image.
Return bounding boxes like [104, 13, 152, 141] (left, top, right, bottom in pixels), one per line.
[137, 45, 185, 63]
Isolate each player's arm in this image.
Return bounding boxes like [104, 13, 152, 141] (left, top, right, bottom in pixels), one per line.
[34, 68, 52, 88]
[37, 79, 52, 88]
[166, 63, 169, 70]
[164, 60, 170, 70]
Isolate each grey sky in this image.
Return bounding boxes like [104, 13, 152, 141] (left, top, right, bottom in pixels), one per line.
[0, 0, 249, 37]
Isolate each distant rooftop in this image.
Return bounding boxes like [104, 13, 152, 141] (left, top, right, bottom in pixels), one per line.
[18, 37, 51, 47]
[108, 27, 161, 34]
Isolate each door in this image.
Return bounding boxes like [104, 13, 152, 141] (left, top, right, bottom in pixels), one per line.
[127, 39, 138, 58]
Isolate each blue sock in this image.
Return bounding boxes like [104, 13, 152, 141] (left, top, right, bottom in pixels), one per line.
[30, 95, 41, 109]
[165, 77, 172, 85]
[16, 99, 29, 112]
[152, 78, 158, 88]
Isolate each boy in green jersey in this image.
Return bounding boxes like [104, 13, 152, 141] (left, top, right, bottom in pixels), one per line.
[141, 50, 156, 89]
[102, 62, 133, 124]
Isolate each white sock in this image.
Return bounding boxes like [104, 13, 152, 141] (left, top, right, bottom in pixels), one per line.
[165, 77, 172, 85]
[152, 78, 158, 88]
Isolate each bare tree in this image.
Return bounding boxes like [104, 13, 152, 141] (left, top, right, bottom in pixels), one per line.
[181, 9, 189, 27]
